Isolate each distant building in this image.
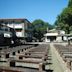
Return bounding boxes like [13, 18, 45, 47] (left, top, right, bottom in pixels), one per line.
[0, 19, 32, 40]
[44, 29, 66, 42]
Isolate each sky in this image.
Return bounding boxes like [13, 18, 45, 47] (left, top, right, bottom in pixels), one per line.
[0, 0, 68, 25]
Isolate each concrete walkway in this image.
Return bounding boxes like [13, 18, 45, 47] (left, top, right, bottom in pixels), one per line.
[50, 43, 71, 72]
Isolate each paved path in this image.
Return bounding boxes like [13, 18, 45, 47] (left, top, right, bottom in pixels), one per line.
[50, 43, 71, 72]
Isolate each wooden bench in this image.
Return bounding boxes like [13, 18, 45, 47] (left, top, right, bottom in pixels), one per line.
[0, 66, 22, 72]
[54, 44, 72, 70]
[10, 59, 46, 71]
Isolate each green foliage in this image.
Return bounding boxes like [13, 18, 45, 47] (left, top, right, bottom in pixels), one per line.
[61, 8, 72, 24]
[32, 19, 48, 31]
[68, 0, 72, 7]
[32, 19, 53, 41]
[32, 19, 46, 33]
[32, 19, 53, 31]
[54, 0, 72, 34]
[32, 19, 44, 25]
[32, 19, 47, 40]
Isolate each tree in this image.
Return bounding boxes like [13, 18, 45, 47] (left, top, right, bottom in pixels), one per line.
[32, 19, 50, 41]
[55, 0, 72, 34]
[68, 0, 72, 7]
[54, 0, 72, 45]
[32, 19, 48, 31]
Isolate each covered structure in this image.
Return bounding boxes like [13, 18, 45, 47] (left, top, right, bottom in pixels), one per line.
[44, 29, 66, 42]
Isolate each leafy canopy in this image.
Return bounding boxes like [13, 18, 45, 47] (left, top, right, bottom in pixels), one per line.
[55, 0, 72, 34]
[32, 19, 53, 40]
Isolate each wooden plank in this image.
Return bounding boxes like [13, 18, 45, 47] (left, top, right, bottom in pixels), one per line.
[0, 66, 22, 72]
[18, 55, 43, 59]
[10, 59, 42, 64]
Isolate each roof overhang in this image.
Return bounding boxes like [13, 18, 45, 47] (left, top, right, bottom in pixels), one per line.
[44, 33, 58, 36]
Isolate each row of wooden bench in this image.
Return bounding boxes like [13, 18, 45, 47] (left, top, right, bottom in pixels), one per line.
[0, 45, 34, 60]
[54, 44, 72, 70]
[9, 44, 51, 71]
[0, 44, 52, 72]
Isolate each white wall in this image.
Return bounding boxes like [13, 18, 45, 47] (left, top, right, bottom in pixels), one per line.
[7, 23, 24, 29]
[7, 23, 26, 37]
[56, 36, 62, 42]
[16, 32, 23, 37]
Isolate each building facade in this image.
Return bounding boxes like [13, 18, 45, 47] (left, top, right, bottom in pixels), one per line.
[0, 19, 32, 39]
[44, 29, 66, 42]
